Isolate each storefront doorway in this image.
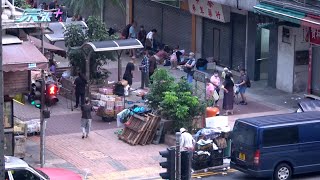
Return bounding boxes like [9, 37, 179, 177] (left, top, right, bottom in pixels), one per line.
[256, 28, 270, 80]
[311, 46, 320, 96]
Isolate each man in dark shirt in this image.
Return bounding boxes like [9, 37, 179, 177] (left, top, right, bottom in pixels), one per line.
[49, 0, 57, 9]
[81, 98, 92, 139]
[74, 73, 87, 108]
[123, 58, 135, 87]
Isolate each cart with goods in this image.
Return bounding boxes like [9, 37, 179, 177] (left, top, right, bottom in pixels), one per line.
[91, 84, 125, 122]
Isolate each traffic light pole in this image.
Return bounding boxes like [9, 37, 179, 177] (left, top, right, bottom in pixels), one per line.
[40, 70, 46, 167]
[175, 132, 181, 180]
[0, 4, 5, 179]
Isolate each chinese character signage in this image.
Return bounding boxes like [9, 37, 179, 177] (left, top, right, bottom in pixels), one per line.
[188, 0, 230, 23]
[15, 9, 51, 23]
[310, 27, 320, 45]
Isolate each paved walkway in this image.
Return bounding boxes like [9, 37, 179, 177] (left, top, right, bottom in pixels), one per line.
[15, 54, 307, 180]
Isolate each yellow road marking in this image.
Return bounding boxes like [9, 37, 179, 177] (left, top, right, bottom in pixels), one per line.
[192, 169, 237, 178]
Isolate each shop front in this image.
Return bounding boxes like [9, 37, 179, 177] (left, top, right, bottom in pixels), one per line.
[2, 40, 48, 156]
[133, 0, 192, 52]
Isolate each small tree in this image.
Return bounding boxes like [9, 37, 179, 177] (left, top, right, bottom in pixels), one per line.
[64, 16, 117, 82]
[146, 69, 175, 111]
[14, 0, 31, 9]
[160, 78, 204, 131]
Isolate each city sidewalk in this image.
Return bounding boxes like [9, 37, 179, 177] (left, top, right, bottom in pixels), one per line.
[16, 54, 306, 180]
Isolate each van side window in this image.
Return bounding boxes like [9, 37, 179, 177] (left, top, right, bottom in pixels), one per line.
[262, 126, 299, 147]
[300, 123, 320, 142]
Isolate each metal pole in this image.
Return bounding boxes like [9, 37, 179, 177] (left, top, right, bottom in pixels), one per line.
[175, 132, 181, 180]
[0, 4, 5, 179]
[86, 52, 92, 99]
[117, 51, 122, 81]
[40, 70, 45, 167]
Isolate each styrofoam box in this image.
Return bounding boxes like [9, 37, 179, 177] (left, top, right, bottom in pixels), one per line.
[205, 116, 229, 128]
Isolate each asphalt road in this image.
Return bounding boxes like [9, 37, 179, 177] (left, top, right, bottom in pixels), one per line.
[196, 170, 320, 180]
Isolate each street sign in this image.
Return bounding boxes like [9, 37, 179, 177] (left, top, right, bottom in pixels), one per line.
[15, 9, 51, 23]
[193, 70, 207, 82]
[28, 63, 37, 68]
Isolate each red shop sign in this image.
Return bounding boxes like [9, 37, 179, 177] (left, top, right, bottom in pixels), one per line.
[310, 27, 320, 45]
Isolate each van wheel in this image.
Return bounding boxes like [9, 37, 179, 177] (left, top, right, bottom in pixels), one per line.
[274, 163, 292, 180]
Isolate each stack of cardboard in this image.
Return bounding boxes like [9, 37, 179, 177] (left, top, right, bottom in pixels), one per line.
[91, 87, 125, 119]
[119, 113, 161, 146]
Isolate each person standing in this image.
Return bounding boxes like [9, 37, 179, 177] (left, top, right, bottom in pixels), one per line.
[129, 22, 137, 58]
[123, 58, 135, 88]
[146, 29, 157, 51]
[149, 55, 157, 80]
[210, 70, 221, 105]
[81, 98, 92, 139]
[180, 128, 195, 151]
[138, 25, 147, 47]
[206, 78, 215, 107]
[236, 69, 249, 105]
[183, 52, 196, 83]
[221, 73, 234, 115]
[74, 72, 87, 108]
[49, 0, 57, 9]
[140, 51, 150, 89]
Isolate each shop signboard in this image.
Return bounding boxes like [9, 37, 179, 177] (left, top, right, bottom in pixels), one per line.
[15, 9, 51, 23]
[188, 0, 230, 23]
[310, 27, 320, 45]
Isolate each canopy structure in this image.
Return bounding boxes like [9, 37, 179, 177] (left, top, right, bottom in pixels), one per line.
[254, 3, 320, 29]
[3, 41, 48, 72]
[81, 38, 144, 83]
[45, 21, 88, 43]
[28, 36, 66, 57]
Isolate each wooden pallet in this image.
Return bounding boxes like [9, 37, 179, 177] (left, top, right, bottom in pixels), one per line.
[139, 114, 161, 145]
[119, 113, 161, 146]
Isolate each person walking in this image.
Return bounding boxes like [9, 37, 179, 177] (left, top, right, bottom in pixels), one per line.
[149, 55, 157, 80]
[221, 73, 234, 115]
[183, 52, 196, 83]
[236, 68, 249, 105]
[74, 72, 87, 108]
[81, 98, 92, 139]
[140, 51, 150, 89]
[123, 58, 135, 89]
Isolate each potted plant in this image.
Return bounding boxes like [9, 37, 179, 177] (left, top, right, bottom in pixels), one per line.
[146, 69, 175, 111]
[160, 78, 204, 132]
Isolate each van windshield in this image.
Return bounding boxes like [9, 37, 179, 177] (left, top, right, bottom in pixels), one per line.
[232, 122, 256, 146]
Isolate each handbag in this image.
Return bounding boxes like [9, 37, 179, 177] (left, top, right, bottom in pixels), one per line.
[213, 90, 219, 101]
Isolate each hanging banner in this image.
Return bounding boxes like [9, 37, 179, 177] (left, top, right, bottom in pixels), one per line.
[310, 27, 320, 45]
[188, 0, 230, 23]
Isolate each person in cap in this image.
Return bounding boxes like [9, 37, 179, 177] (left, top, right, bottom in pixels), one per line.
[180, 128, 195, 151]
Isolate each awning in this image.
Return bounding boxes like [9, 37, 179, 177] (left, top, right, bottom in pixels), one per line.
[254, 3, 320, 29]
[28, 36, 66, 57]
[3, 42, 48, 72]
[82, 39, 144, 52]
[45, 21, 88, 42]
[81, 39, 144, 81]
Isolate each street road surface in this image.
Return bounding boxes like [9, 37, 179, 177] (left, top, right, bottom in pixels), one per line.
[193, 169, 320, 180]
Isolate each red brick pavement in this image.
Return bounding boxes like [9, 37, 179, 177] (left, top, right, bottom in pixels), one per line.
[29, 129, 167, 179]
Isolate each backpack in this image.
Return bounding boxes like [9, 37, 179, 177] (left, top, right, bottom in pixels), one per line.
[246, 75, 251, 88]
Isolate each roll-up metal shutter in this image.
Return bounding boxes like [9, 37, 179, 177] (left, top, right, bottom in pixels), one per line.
[202, 18, 232, 67]
[104, 0, 126, 30]
[231, 13, 246, 70]
[162, 8, 192, 52]
[133, 0, 163, 41]
[312, 46, 320, 95]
